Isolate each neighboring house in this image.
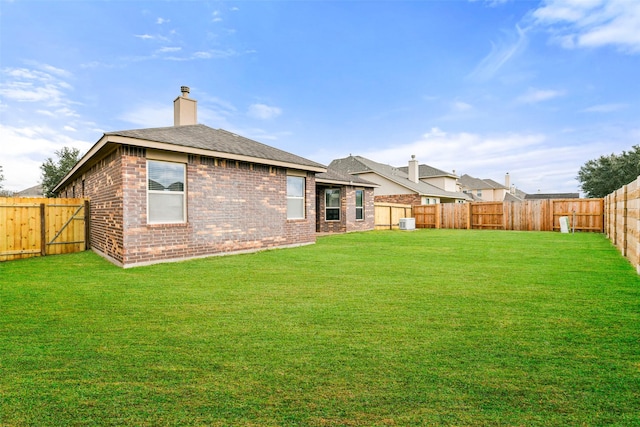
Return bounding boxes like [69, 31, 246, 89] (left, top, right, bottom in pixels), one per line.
[525, 193, 580, 200]
[458, 173, 524, 202]
[54, 87, 326, 267]
[15, 184, 44, 197]
[315, 168, 377, 233]
[397, 162, 459, 192]
[328, 155, 470, 205]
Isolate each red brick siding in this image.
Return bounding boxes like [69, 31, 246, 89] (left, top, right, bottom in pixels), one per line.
[375, 194, 422, 206]
[59, 148, 126, 264]
[316, 185, 375, 233]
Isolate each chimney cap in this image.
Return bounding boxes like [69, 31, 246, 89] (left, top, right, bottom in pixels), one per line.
[180, 86, 190, 97]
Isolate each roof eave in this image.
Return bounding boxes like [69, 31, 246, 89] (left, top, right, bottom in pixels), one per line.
[54, 134, 326, 193]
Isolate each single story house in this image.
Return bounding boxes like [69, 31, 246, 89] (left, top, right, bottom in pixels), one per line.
[315, 168, 377, 233]
[328, 155, 471, 205]
[54, 87, 327, 267]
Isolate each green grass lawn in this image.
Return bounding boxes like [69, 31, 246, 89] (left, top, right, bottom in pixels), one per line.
[1, 230, 639, 426]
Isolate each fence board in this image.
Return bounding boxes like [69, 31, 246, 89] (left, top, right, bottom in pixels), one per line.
[0, 197, 88, 261]
[411, 199, 603, 232]
[605, 177, 640, 273]
[374, 203, 413, 230]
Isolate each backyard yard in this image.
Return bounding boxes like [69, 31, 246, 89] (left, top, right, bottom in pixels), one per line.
[1, 229, 639, 426]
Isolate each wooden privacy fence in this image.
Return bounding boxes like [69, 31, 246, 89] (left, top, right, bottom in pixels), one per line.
[605, 177, 640, 274]
[374, 199, 603, 232]
[0, 197, 89, 262]
[414, 199, 603, 232]
[374, 203, 413, 230]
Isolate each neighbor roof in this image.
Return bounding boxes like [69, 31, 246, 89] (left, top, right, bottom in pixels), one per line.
[329, 155, 471, 200]
[55, 124, 326, 192]
[459, 174, 500, 190]
[397, 164, 457, 178]
[316, 167, 378, 187]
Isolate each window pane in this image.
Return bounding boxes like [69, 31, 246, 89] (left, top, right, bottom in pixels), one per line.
[149, 161, 184, 191]
[287, 176, 304, 197]
[356, 190, 363, 207]
[149, 193, 184, 223]
[356, 207, 364, 220]
[326, 189, 341, 208]
[287, 198, 304, 219]
[326, 208, 340, 221]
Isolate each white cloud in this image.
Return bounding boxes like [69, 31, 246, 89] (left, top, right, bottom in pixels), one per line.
[581, 103, 627, 113]
[156, 17, 169, 24]
[118, 103, 173, 128]
[247, 103, 282, 120]
[0, 66, 77, 112]
[452, 101, 473, 112]
[516, 87, 566, 103]
[135, 34, 154, 40]
[467, 24, 527, 81]
[157, 46, 182, 53]
[352, 127, 612, 193]
[532, 0, 640, 53]
[0, 124, 92, 191]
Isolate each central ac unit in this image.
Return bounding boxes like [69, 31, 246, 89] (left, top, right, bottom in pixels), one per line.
[399, 218, 415, 230]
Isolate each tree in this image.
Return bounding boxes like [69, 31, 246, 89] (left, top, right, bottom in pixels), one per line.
[577, 145, 640, 198]
[41, 147, 81, 197]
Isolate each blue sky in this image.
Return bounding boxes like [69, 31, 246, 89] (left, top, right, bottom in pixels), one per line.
[1, 0, 639, 194]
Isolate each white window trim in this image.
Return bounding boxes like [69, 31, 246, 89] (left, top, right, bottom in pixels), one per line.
[355, 189, 364, 221]
[147, 160, 187, 224]
[287, 175, 306, 220]
[325, 188, 341, 222]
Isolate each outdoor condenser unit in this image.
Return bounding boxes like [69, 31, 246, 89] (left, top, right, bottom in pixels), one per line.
[399, 218, 416, 230]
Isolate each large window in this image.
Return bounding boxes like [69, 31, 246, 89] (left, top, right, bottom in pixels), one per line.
[325, 188, 341, 221]
[287, 176, 305, 219]
[355, 189, 364, 220]
[148, 160, 186, 224]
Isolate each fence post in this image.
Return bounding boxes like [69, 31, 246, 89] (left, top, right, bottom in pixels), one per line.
[466, 203, 472, 229]
[623, 185, 628, 257]
[84, 200, 91, 250]
[40, 203, 46, 256]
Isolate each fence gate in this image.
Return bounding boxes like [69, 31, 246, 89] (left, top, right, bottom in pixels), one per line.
[0, 198, 89, 262]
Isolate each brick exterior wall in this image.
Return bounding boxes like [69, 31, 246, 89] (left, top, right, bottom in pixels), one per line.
[374, 193, 422, 206]
[60, 146, 317, 267]
[316, 185, 375, 233]
[61, 148, 127, 264]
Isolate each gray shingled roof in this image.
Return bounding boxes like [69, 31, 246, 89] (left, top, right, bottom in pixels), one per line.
[316, 168, 378, 187]
[329, 155, 470, 200]
[397, 164, 457, 178]
[106, 124, 326, 170]
[458, 174, 495, 190]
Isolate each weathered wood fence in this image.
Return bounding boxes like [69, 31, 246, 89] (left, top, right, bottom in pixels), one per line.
[375, 199, 604, 232]
[604, 177, 640, 273]
[0, 197, 89, 262]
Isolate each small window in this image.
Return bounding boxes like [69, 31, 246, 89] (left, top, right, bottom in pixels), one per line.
[148, 160, 186, 224]
[325, 188, 341, 221]
[477, 190, 482, 197]
[355, 189, 364, 220]
[287, 176, 305, 219]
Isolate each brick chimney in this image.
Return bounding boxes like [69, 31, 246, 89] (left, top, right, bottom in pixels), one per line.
[174, 86, 197, 126]
[408, 155, 419, 183]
